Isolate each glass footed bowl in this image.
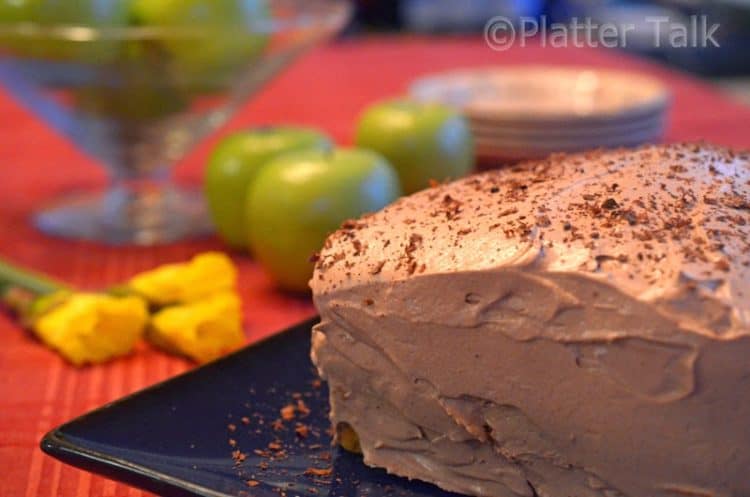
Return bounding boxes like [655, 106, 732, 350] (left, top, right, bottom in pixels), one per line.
[0, 0, 350, 245]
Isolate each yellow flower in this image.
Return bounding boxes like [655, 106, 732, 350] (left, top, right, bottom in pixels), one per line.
[33, 293, 148, 366]
[147, 291, 244, 363]
[128, 252, 237, 306]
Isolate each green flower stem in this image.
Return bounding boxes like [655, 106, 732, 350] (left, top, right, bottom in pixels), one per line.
[0, 256, 70, 301]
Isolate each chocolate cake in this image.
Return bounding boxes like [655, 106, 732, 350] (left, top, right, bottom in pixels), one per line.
[310, 144, 750, 497]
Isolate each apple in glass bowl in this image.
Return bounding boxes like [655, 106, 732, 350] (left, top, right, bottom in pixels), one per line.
[0, 0, 351, 245]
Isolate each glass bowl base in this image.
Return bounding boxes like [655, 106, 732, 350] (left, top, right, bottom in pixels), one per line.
[35, 186, 213, 246]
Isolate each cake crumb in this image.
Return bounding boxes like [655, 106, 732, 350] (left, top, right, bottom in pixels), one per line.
[304, 467, 332, 477]
[280, 404, 295, 421]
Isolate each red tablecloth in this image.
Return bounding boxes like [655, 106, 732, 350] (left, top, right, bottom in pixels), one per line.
[1, 36, 749, 497]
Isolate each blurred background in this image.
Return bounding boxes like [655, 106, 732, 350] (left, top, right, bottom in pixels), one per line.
[350, 0, 750, 102]
[0, 0, 746, 247]
[0, 0, 746, 246]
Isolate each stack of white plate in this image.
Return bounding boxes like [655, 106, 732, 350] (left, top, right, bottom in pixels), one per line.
[410, 66, 671, 163]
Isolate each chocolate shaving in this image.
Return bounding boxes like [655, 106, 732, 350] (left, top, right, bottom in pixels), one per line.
[370, 260, 386, 275]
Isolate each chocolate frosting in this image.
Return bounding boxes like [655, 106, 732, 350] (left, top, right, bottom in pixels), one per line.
[310, 144, 750, 497]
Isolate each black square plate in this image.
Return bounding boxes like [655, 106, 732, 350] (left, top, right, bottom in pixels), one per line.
[41, 317, 460, 497]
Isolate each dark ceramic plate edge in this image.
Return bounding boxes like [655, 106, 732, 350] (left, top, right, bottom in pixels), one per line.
[40, 316, 321, 497]
[41, 431, 226, 497]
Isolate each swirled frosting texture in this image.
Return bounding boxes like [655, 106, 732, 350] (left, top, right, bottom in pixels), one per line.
[310, 144, 750, 497]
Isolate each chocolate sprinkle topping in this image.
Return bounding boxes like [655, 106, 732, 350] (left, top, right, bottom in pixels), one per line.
[312, 144, 750, 330]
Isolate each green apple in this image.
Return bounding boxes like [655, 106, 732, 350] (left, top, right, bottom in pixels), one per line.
[0, 0, 128, 24]
[0, 0, 38, 53]
[355, 99, 474, 194]
[32, 0, 129, 25]
[0, 0, 130, 61]
[129, 0, 269, 89]
[0, 0, 37, 23]
[246, 147, 402, 292]
[205, 127, 332, 249]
